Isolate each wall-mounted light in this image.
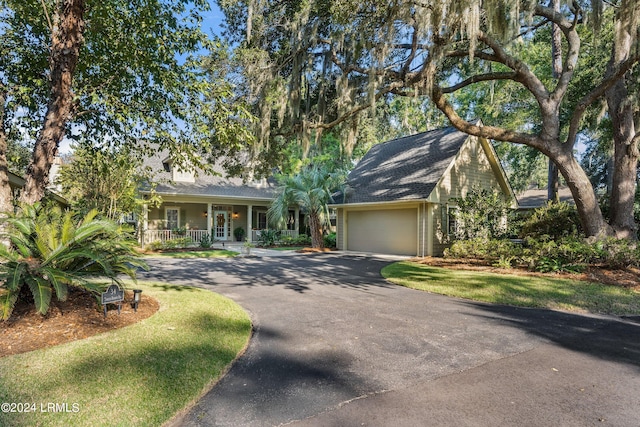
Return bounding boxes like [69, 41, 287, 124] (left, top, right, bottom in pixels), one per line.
[203, 211, 208, 217]
[232, 212, 239, 219]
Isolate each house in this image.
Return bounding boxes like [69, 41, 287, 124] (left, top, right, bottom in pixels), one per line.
[139, 153, 300, 246]
[7, 168, 68, 207]
[330, 125, 516, 257]
[516, 186, 574, 210]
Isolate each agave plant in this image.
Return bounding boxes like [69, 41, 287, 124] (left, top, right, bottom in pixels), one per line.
[0, 203, 148, 320]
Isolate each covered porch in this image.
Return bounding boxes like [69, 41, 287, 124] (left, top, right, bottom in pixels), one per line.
[140, 198, 300, 247]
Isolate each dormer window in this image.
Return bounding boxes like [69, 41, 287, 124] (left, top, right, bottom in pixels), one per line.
[162, 156, 195, 183]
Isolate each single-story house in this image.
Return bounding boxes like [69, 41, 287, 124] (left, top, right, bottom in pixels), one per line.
[330, 125, 517, 257]
[139, 153, 300, 246]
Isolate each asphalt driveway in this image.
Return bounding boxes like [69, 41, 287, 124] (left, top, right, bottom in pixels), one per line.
[138, 253, 640, 427]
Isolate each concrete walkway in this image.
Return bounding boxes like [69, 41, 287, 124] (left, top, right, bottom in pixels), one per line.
[139, 253, 640, 427]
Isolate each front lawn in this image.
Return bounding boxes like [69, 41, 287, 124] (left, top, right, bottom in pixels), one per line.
[382, 262, 640, 316]
[0, 281, 251, 427]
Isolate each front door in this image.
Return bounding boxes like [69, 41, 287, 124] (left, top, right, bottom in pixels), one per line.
[214, 211, 228, 240]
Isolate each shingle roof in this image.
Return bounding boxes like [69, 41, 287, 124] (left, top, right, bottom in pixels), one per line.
[142, 152, 278, 200]
[336, 126, 470, 204]
[517, 186, 574, 209]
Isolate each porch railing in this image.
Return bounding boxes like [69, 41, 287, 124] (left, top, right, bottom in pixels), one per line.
[141, 229, 209, 246]
[142, 229, 298, 246]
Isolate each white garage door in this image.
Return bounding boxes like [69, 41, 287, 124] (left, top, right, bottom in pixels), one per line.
[347, 209, 418, 256]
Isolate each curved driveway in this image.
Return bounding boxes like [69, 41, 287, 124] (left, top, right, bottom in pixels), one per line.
[139, 253, 640, 427]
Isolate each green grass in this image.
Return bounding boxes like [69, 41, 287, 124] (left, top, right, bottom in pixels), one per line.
[382, 261, 640, 316]
[0, 281, 252, 427]
[147, 249, 238, 258]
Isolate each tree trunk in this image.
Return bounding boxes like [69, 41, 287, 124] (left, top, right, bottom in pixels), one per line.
[554, 150, 613, 238]
[20, 0, 85, 204]
[0, 86, 14, 214]
[605, 24, 638, 240]
[308, 211, 324, 249]
[547, 0, 561, 203]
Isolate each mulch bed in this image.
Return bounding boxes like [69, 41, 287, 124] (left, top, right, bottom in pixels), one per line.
[1, 288, 159, 357]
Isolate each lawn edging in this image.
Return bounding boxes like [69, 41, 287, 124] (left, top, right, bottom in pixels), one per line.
[382, 261, 640, 316]
[0, 281, 252, 427]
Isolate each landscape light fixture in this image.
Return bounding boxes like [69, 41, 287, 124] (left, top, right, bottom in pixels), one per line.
[132, 289, 143, 312]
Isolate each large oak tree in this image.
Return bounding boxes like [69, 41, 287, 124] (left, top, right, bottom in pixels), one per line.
[220, 0, 639, 239]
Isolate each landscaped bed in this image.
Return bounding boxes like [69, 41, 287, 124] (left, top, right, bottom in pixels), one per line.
[382, 259, 640, 316]
[0, 281, 252, 427]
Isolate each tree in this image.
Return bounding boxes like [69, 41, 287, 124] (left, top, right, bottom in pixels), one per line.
[221, 0, 639, 240]
[56, 144, 157, 221]
[268, 164, 345, 249]
[0, 0, 254, 208]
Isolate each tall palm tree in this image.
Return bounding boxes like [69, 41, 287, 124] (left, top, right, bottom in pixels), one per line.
[268, 165, 345, 249]
[0, 203, 147, 320]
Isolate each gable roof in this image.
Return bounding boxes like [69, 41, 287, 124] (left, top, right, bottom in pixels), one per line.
[335, 126, 471, 205]
[142, 152, 278, 201]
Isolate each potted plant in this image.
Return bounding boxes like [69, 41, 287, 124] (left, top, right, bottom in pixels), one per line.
[241, 237, 253, 256]
[234, 226, 246, 242]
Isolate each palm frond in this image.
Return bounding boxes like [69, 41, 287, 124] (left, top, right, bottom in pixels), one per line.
[0, 292, 18, 321]
[26, 276, 53, 316]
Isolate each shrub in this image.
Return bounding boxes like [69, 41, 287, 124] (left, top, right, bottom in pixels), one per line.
[145, 237, 192, 251]
[324, 232, 337, 248]
[450, 187, 512, 240]
[0, 203, 147, 320]
[233, 226, 245, 242]
[292, 234, 312, 246]
[200, 233, 212, 248]
[520, 201, 581, 239]
[257, 229, 280, 246]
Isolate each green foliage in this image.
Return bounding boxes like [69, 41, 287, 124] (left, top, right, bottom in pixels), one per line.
[145, 237, 193, 252]
[233, 226, 246, 241]
[446, 235, 640, 273]
[323, 232, 337, 248]
[520, 201, 582, 239]
[56, 144, 157, 221]
[280, 234, 312, 246]
[257, 229, 281, 247]
[0, 203, 147, 320]
[450, 187, 512, 240]
[199, 233, 212, 249]
[268, 164, 345, 248]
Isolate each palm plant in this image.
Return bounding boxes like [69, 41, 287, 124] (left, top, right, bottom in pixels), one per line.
[0, 203, 148, 320]
[268, 165, 345, 249]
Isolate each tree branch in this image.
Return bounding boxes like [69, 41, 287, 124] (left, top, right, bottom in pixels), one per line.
[567, 51, 640, 148]
[441, 72, 517, 93]
[430, 84, 544, 150]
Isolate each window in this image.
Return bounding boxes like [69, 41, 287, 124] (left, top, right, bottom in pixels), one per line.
[286, 210, 296, 230]
[447, 206, 459, 237]
[172, 167, 195, 183]
[257, 212, 267, 229]
[165, 208, 180, 230]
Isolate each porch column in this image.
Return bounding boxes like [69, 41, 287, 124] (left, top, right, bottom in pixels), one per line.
[206, 203, 212, 237]
[247, 204, 253, 241]
[294, 207, 299, 235]
[141, 203, 149, 247]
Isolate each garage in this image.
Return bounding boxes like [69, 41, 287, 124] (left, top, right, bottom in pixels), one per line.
[346, 208, 418, 256]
